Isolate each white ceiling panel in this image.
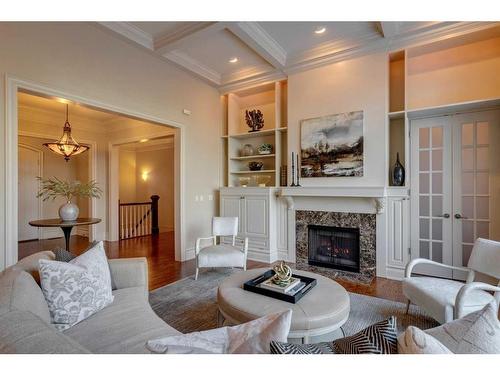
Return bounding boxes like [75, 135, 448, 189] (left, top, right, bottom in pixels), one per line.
[129, 22, 184, 38]
[258, 22, 380, 54]
[175, 28, 273, 77]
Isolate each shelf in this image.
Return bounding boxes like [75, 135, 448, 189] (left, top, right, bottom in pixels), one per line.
[230, 154, 275, 160]
[230, 170, 276, 174]
[388, 111, 405, 120]
[228, 128, 277, 139]
[276, 126, 288, 132]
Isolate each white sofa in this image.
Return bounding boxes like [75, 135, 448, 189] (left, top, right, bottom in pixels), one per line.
[0, 251, 180, 354]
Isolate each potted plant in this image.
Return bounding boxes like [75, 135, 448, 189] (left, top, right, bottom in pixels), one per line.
[37, 177, 102, 221]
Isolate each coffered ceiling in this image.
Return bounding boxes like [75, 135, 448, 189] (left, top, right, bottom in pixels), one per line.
[99, 21, 499, 92]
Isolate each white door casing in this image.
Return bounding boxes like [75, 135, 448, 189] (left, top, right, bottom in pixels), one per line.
[18, 145, 42, 241]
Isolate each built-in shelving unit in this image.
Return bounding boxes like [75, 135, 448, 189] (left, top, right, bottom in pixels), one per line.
[388, 50, 408, 187]
[221, 81, 288, 187]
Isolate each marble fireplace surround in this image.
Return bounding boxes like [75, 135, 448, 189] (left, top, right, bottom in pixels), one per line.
[296, 210, 376, 283]
[277, 186, 386, 283]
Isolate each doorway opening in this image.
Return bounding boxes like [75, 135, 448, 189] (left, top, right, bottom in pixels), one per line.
[15, 89, 179, 262]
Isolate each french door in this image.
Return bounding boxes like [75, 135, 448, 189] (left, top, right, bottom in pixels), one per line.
[410, 109, 499, 279]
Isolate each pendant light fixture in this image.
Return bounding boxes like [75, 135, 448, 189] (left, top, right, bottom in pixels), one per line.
[43, 104, 89, 162]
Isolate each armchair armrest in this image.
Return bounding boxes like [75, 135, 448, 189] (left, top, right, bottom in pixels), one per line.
[405, 258, 474, 281]
[108, 258, 148, 298]
[455, 282, 500, 319]
[195, 236, 216, 255]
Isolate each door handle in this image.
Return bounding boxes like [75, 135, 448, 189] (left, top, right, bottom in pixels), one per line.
[454, 213, 468, 219]
[437, 213, 450, 218]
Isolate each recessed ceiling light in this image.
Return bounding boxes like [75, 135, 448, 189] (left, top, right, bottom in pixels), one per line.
[229, 57, 238, 63]
[139, 139, 149, 143]
[314, 27, 326, 35]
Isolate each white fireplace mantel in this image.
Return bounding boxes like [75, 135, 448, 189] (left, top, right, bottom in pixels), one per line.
[277, 186, 388, 213]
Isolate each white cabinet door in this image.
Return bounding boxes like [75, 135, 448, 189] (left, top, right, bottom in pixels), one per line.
[220, 195, 244, 234]
[243, 195, 268, 237]
[387, 197, 410, 269]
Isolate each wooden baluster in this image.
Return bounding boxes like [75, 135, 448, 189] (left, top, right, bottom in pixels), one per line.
[125, 206, 129, 239]
[151, 195, 159, 235]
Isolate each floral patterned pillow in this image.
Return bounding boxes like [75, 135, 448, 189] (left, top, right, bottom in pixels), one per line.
[38, 242, 114, 331]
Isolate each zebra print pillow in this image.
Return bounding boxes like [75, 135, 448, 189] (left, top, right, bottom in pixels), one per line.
[333, 317, 397, 354]
[270, 317, 397, 354]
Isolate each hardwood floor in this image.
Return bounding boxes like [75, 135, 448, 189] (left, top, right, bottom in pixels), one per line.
[18, 232, 405, 302]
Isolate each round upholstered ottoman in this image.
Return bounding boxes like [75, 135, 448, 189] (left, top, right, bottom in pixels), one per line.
[217, 268, 350, 343]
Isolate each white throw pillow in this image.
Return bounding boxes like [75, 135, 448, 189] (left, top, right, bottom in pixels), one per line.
[425, 301, 500, 354]
[38, 241, 114, 331]
[397, 326, 452, 354]
[147, 310, 292, 354]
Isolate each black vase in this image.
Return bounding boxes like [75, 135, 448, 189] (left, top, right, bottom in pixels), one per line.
[393, 152, 405, 186]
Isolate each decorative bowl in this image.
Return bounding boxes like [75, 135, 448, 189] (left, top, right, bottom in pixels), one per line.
[238, 177, 251, 187]
[248, 161, 264, 171]
[257, 143, 273, 155]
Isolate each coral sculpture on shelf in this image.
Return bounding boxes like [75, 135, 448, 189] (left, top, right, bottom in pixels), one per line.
[245, 109, 264, 132]
[271, 261, 293, 287]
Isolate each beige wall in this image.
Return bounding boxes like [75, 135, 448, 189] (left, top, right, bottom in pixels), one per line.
[0, 22, 221, 269]
[119, 150, 137, 203]
[407, 36, 500, 109]
[118, 144, 175, 232]
[287, 53, 387, 187]
[136, 147, 175, 232]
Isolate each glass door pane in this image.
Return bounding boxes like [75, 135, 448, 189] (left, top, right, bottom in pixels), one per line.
[411, 117, 452, 277]
[460, 121, 491, 266]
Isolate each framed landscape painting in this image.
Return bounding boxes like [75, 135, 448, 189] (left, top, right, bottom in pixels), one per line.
[300, 110, 364, 177]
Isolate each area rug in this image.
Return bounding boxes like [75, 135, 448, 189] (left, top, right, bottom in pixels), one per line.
[149, 269, 438, 336]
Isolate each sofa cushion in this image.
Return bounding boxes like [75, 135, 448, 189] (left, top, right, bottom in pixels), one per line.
[425, 301, 500, 354]
[13, 251, 55, 284]
[0, 268, 50, 324]
[397, 326, 452, 354]
[65, 287, 180, 353]
[147, 310, 292, 354]
[39, 241, 114, 331]
[402, 276, 494, 324]
[333, 317, 398, 354]
[0, 309, 89, 354]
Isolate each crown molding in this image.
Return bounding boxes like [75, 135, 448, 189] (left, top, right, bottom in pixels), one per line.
[219, 70, 286, 94]
[227, 22, 287, 69]
[164, 50, 222, 85]
[99, 22, 154, 50]
[221, 65, 277, 85]
[153, 22, 222, 54]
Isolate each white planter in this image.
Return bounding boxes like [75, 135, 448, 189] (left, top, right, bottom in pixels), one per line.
[59, 201, 79, 221]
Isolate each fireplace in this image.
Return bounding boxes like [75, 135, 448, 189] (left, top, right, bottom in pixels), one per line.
[308, 225, 360, 273]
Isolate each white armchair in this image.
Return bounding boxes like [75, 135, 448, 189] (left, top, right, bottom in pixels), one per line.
[195, 217, 248, 280]
[403, 238, 500, 324]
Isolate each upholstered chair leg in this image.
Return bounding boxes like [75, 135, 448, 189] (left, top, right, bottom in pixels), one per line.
[405, 299, 411, 314]
[195, 267, 199, 280]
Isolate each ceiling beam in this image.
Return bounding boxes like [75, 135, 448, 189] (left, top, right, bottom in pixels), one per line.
[226, 22, 286, 69]
[99, 22, 154, 49]
[377, 22, 401, 38]
[153, 22, 225, 55]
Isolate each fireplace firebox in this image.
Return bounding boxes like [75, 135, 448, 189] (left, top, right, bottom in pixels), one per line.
[307, 225, 360, 273]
